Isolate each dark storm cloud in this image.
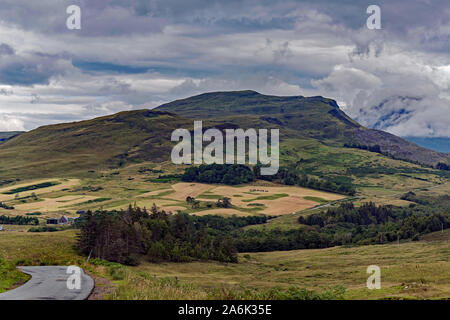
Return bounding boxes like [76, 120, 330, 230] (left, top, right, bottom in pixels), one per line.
[0, 0, 165, 36]
[0, 0, 449, 136]
[0, 43, 15, 56]
[0, 45, 71, 86]
[0, 0, 444, 37]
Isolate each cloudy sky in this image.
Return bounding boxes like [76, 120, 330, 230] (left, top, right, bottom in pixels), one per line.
[0, 0, 449, 138]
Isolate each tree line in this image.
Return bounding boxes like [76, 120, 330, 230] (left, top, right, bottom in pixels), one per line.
[254, 165, 356, 196]
[77, 200, 449, 265]
[77, 205, 267, 265]
[181, 163, 356, 195]
[436, 162, 450, 171]
[182, 163, 255, 185]
[344, 143, 382, 153]
[234, 202, 449, 252]
[0, 215, 39, 225]
[297, 202, 449, 244]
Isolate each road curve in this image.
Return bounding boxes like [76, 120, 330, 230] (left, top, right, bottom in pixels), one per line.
[0, 266, 94, 300]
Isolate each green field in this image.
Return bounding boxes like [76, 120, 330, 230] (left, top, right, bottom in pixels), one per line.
[0, 229, 448, 299]
[0, 153, 447, 300]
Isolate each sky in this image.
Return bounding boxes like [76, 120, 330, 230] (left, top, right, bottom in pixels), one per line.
[0, 0, 449, 138]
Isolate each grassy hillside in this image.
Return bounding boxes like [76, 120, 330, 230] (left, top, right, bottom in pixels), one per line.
[0, 110, 191, 179]
[0, 132, 23, 143]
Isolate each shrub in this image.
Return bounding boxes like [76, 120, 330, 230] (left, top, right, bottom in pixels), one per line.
[108, 265, 126, 280]
[28, 226, 58, 232]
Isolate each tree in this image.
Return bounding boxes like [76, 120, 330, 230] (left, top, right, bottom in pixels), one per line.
[192, 200, 200, 209]
[436, 162, 450, 171]
[216, 197, 231, 208]
[186, 196, 195, 204]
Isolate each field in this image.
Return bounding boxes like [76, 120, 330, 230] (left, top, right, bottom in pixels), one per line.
[0, 156, 448, 300]
[0, 166, 347, 220]
[0, 228, 448, 299]
[128, 230, 450, 300]
[1, 152, 446, 222]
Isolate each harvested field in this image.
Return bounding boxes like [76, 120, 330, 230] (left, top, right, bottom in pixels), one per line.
[191, 208, 251, 217]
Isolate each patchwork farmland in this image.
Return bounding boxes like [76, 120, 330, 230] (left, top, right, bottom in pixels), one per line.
[0, 174, 345, 220]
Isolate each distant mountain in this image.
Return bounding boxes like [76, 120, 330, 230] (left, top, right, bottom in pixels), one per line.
[403, 137, 450, 153]
[0, 131, 23, 143]
[158, 91, 449, 166]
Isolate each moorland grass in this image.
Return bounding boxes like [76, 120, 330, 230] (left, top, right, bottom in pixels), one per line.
[0, 228, 448, 299]
[0, 257, 29, 293]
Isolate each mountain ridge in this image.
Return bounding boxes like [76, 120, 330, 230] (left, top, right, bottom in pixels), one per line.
[157, 90, 449, 165]
[0, 90, 448, 180]
[403, 136, 450, 153]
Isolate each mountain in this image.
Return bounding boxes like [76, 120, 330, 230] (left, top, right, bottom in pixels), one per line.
[158, 91, 449, 166]
[403, 137, 450, 153]
[158, 90, 359, 144]
[0, 90, 448, 180]
[0, 131, 23, 143]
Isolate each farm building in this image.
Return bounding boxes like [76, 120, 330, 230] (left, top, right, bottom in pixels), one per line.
[46, 218, 58, 225]
[46, 215, 69, 225]
[58, 215, 69, 225]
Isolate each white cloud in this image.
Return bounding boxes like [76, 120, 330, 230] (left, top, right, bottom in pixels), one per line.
[0, 114, 25, 131]
[309, 44, 450, 138]
[0, 0, 448, 138]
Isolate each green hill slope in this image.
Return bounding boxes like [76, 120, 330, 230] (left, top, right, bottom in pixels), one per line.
[0, 91, 448, 182]
[0, 110, 191, 179]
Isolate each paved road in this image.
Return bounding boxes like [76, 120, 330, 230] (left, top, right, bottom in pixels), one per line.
[301, 196, 359, 212]
[0, 266, 94, 300]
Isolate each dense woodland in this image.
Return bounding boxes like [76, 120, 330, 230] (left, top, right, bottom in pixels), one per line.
[298, 202, 449, 243]
[77, 205, 268, 265]
[236, 202, 449, 252]
[181, 163, 356, 195]
[78, 197, 449, 265]
[343, 143, 382, 154]
[182, 164, 255, 185]
[436, 162, 450, 171]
